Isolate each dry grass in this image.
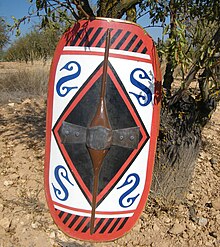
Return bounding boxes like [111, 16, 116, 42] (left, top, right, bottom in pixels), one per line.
[0, 61, 50, 103]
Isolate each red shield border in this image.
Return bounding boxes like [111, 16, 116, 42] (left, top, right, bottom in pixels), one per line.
[44, 18, 162, 241]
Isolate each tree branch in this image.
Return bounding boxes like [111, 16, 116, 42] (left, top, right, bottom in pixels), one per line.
[198, 67, 212, 102]
[163, 0, 176, 96]
[126, 5, 137, 22]
[71, 0, 95, 18]
[170, 27, 220, 105]
[98, 0, 141, 19]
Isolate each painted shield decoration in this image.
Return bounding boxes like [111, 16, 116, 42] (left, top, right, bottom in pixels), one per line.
[45, 18, 162, 241]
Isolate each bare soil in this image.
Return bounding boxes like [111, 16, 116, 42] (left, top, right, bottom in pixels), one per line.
[0, 62, 219, 246]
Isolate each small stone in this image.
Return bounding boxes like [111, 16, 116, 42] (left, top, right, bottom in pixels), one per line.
[0, 204, 4, 212]
[7, 167, 17, 173]
[205, 241, 213, 247]
[49, 231, 56, 239]
[10, 174, 20, 180]
[212, 198, 220, 210]
[3, 180, 14, 186]
[22, 98, 31, 104]
[8, 103, 15, 107]
[163, 216, 171, 223]
[210, 158, 218, 165]
[169, 222, 186, 235]
[187, 193, 194, 200]
[209, 231, 217, 238]
[182, 232, 188, 239]
[187, 222, 197, 231]
[0, 217, 11, 231]
[31, 221, 41, 229]
[153, 223, 160, 231]
[198, 217, 208, 226]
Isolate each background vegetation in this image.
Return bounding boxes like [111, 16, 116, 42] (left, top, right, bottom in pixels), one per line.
[3, 28, 60, 63]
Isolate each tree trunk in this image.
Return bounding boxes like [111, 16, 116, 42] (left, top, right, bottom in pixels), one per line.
[151, 94, 202, 204]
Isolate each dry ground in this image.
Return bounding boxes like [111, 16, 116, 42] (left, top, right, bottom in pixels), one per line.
[0, 62, 219, 246]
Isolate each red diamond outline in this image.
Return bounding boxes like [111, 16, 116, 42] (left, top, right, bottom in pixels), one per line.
[53, 61, 149, 203]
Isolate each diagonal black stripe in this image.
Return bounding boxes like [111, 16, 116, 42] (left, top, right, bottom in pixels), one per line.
[125, 35, 138, 51]
[70, 29, 84, 46]
[94, 218, 105, 233]
[110, 29, 123, 46]
[58, 211, 64, 218]
[87, 27, 103, 47]
[115, 31, 131, 50]
[63, 213, 72, 224]
[141, 47, 148, 54]
[96, 33, 107, 47]
[68, 215, 79, 228]
[108, 218, 121, 233]
[79, 28, 94, 46]
[75, 217, 88, 231]
[132, 40, 143, 52]
[82, 221, 90, 233]
[117, 217, 129, 231]
[99, 218, 114, 234]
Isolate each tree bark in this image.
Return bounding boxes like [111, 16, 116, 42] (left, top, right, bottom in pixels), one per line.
[151, 94, 201, 204]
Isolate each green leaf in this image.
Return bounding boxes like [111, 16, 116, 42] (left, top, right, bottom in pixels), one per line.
[163, 24, 169, 35]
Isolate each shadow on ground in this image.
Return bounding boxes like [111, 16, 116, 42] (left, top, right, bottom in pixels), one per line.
[1, 98, 47, 150]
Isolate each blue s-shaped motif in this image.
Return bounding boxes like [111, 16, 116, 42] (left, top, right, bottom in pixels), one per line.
[117, 173, 140, 208]
[129, 68, 152, 106]
[52, 165, 74, 201]
[56, 61, 81, 97]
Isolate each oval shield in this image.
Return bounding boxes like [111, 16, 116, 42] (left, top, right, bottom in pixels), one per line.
[45, 18, 162, 241]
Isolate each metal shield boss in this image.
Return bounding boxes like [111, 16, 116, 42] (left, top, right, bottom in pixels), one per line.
[45, 18, 162, 241]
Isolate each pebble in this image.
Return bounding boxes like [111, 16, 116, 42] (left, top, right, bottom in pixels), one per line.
[49, 231, 56, 239]
[187, 222, 197, 231]
[182, 232, 188, 239]
[31, 221, 41, 229]
[3, 180, 14, 186]
[198, 217, 208, 226]
[8, 103, 15, 107]
[0, 204, 4, 212]
[22, 99, 31, 104]
[210, 158, 218, 165]
[169, 222, 186, 235]
[212, 198, 220, 210]
[153, 223, 160, 231]
[187, 193, 194, 200]
[0, 217, 11, 231]
[10, 174, 20, 180]
[163, 216, 171, 223]
[209, 231, 217, 238]
[205, 241, 213, 247]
